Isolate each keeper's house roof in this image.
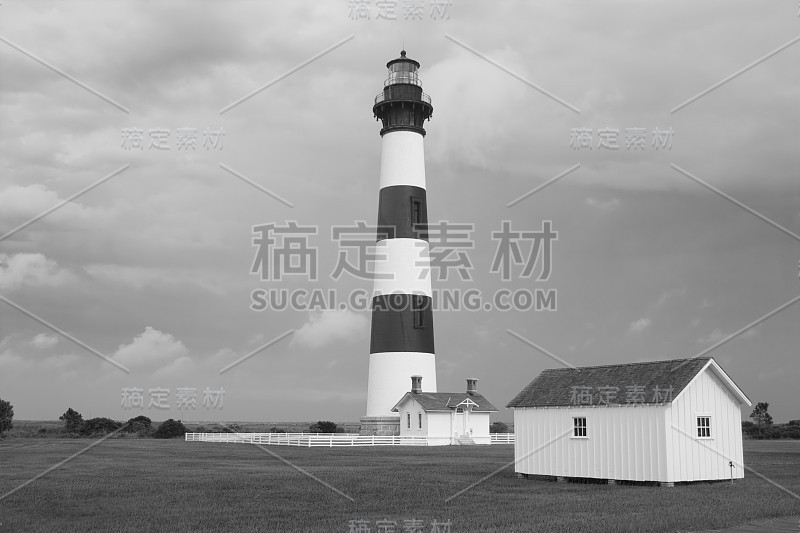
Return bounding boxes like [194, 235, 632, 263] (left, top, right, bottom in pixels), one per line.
[392, 392, 498, 413]
[506, 357, 751, 409]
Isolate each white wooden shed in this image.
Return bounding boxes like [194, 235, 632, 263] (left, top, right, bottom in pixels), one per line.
[392, 376, 498, 445]
[506, 357, 751, 485]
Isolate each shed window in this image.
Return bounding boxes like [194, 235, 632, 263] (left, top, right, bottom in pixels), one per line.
[407, 413, 411, 429]
[697, 416, 711, 438]
[573, 417, 587, 438]
[418, 412, 422, 429]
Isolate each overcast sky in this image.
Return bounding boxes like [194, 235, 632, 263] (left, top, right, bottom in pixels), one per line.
[1, 1, 798, 425]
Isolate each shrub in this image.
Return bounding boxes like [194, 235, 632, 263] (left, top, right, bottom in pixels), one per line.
[489, 421, 509, 434]
[269, 426, 287, 433]
[0, 398, 13, 438]
[59, 408, 84, 433]
[743, 421, 800, 439]
[772, 424, 800, 439]
[750, 402, 773, 427]
[308, 421, 337, 433]
[154, 419, 187, 439]
[81, 418, 123, 436]
[123, 415, 152, 433]
[742, 421, 757, 437]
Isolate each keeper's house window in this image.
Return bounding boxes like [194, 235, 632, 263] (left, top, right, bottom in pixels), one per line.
[697, 416, 711, 438]
[407, 413, 411, 429]
[418, 413, 422, 429]
[573, 417, 587, 438]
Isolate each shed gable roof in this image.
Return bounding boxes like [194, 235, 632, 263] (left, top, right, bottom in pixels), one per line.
[392, 392, 498, 413]
[505, 357, 748, 408]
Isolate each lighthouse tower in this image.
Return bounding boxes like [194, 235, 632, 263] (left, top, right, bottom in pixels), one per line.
[360, 51, 436, 436]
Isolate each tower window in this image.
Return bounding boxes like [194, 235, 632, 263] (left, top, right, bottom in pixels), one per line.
[413, 295, 425, 328]
[411, 197, 423, 226]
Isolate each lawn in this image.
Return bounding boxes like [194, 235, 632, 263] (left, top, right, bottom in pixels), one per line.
[0, 437, 798, 532]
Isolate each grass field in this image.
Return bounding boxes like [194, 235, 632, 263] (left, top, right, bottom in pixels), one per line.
[0, 437, 798, 532]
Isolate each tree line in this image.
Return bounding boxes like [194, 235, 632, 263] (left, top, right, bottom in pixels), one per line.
[0, 398, 794, 439]
[743, 402, 800, 439]
[0, 399, 187, 439]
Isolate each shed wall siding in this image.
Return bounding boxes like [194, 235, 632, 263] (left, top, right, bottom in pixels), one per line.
[666, 369, 744, 482]
[513, 405, 669, 482]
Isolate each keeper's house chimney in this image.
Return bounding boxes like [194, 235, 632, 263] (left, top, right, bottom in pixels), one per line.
[411, 375, 423, 394]
[466, 378, 477, 395]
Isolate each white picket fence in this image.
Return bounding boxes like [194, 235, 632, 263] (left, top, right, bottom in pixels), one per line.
[185, 432, 514, 447]
[490, 433, 515, 444]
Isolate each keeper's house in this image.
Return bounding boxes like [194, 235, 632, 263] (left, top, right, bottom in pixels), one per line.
[392, 376, 498, 445]
[506, 357, 751, 485]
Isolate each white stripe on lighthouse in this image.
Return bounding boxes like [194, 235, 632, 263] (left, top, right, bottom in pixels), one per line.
[379, 131, 427, 189]
[365, 352, 437, 417]
[372, 238, 432, 298]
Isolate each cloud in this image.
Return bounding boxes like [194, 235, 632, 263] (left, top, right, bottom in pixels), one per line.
[472, 325, 492, 342]
[0, 349, 25, 369]
[628, 318, 652, 333]
[84, 264, 227, 294]
[293, 310, 368, 350]
[151, 355, 196, 381]
[585, 197, 621, 212]
[0, 253, 76, 291]
[40, 353, 82, 371]
[111, 327, 189, 370]
[0, 184, 98, 227]
[31, 333, 59, 350]
[654, 288, 686, 308]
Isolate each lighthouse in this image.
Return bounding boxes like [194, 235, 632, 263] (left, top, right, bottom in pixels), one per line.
[360, 51, 437, 436]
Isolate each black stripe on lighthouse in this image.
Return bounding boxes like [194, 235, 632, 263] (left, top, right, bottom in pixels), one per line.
[370, 294, 434, 353]
[376, 185, 429, 241]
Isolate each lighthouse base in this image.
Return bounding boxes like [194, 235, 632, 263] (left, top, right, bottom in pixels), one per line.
[359, 416, 400, 436]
